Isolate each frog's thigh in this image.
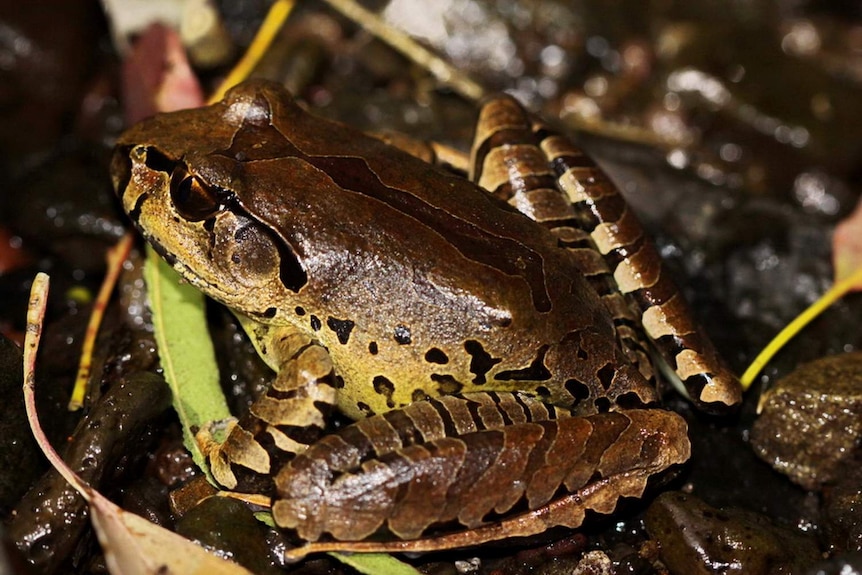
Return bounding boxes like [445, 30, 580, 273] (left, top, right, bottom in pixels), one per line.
[469, 95, 656, 387]
[470, 94, 740, 412]
[535, 128, 742, 411]
[214, 325, 337, 489]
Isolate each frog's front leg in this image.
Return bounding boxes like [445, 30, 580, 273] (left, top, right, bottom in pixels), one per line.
[208, 316, 338, 489]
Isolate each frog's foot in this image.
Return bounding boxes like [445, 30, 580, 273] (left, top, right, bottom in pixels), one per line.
[371, 130, 470, 174]
[194, 418, 266, 489]
[206, 326, 338, 490]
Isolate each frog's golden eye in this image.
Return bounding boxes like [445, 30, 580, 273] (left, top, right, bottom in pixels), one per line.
[170, 167, 221, 221]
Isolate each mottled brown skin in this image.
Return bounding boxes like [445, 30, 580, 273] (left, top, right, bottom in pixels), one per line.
[469, 96, 741, 412]
[112, 81, 735, 552]
[275, 392, 689, 555]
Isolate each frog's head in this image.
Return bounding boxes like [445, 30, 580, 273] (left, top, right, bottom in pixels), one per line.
[111, 82, 308, 320]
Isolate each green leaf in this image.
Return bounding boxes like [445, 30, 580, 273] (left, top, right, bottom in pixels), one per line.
[144, 247, 231, 482]
[330, 552, 423, 575]
[144, 249, 420, 572]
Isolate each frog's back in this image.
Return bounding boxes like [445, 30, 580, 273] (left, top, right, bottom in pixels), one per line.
[116, 81, 657, 418]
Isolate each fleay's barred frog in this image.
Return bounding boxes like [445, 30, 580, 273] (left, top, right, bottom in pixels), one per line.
[112, 81, 741, 557]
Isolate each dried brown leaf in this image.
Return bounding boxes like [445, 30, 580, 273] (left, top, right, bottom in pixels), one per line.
[833, 196, 862, 287]
[23, 273, 253, 575]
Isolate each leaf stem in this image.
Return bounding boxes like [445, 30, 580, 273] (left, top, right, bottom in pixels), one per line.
[741, 266, 862, 388]
[209, 0, 296, 104]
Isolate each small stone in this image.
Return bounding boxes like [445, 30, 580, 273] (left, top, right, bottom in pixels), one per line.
[644, 491, 819, 575]
[823, 459, 862, 552]
[751, 352, 862, 490]
[572, 550, 614, 575]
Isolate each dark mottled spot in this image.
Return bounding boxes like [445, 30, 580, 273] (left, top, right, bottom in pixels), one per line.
[373, 375, 396, 408]
[597, 363, 616, 390]
[431, 374, 463, 395]
[368, 342, 379, 355]
[158, 247, 178, 267]
[326, 316, 355, 345]
[357, 402, 375, 416]
[576, 346, 588, 360]
[334, 375, 345, 389]
[566, 379, 591, 403]
[411, 389, 431, 403]
[615, 391, 648, 409]
[535, 385, 551, 399]
[594, 397, 611, 412]
[394, 324, 412, 345]
[263, 307, 277, 319]
[310, 315, 321, 331]
[494, 346, 551, 381]
[424, 348, 449, 365]
[464, 340, 502, 384]
[295, 306, 306, 316]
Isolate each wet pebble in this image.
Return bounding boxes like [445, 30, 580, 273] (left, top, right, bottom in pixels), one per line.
[175, 496, 284, 574]
[0, 336, 42, 511]
[802, 552, 862, 575]
[750, 352, 862, 490]
[823, 459, 862, 552]
[644, 491, 819, 575]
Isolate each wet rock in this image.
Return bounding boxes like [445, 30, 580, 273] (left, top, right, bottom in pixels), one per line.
[6, 372, 171, 574]
[571, 550, 613, 575]
[750, 353, 862, 490]
[0, 336, 42, 512]
[175, 496, 284, 575]
[823, 459, 862, 552]
[802, 552, 862, 575]
[644, 491, 819, 575]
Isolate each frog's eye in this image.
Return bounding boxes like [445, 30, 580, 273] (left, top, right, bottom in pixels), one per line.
[170, 167, 221, 221]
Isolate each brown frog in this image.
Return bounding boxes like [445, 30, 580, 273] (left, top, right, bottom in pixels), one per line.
[111, 81, 740, 557]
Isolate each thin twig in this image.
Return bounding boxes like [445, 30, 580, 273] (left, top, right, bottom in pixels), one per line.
[319, 0, 486, 102]
[209, 0, 297, 104]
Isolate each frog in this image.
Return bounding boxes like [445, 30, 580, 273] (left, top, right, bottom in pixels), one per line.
[111, 81, 741, 557]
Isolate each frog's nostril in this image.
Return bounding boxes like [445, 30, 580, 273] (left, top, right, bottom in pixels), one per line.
[110, 148, 133, 198]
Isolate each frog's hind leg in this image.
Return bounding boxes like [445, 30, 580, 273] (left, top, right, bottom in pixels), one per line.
[206, 323, 338, 491]
[372, 130, 471, 174]
[471, 94, 741, 412]
[273, 391, 690, 553]
[534, 121, 741, 412]
[469, 95, 657, 396]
